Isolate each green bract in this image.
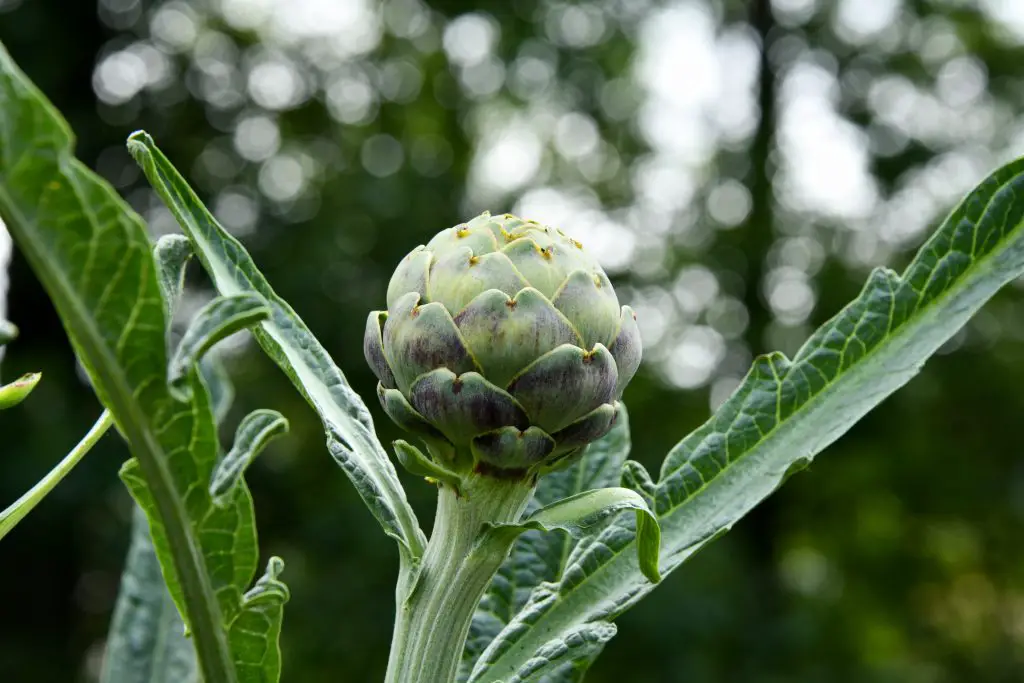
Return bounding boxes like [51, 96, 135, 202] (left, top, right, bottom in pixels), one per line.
[364, 211, 641, 477]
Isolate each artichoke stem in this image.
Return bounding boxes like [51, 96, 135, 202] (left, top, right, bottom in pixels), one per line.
[385, 473, 535, 683]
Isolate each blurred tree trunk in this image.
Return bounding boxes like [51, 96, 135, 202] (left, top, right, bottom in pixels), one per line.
[744, 0, 778, 355]
[740, 0, 788, 670]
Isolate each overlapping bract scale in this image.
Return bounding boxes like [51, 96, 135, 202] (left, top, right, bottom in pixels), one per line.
[364, 212, 642, 476]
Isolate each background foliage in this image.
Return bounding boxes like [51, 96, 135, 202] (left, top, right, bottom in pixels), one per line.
[2, 0, 1023, 681]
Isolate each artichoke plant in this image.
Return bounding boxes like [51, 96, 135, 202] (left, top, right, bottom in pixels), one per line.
[364, 211, 641, 478]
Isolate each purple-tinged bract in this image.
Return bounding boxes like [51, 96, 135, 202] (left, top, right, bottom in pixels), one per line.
[364, 212, 641, 477]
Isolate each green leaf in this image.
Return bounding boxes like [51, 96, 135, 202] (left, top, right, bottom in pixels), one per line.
[620, 459, 655, 507]
[462, 410, 632, 681]
[210, 409, 289, 506]
[154, 233, 193, 318]
[167, 293, 269, 401]
[101, 506, 198, 683]
[393, 439, 463, 492]
[0, 409, 112, 541]
[201, 355, 236, 425]
[0, 370, 39, 409]
[469, 157, 1024, 681]
[501, 623, 616, 683]
[126, 130, 426, 563]
[228, 556, 289, 681]
[103, 303, 241, 683]
[119, 360, 288, 683]
[0, 42, 282, 683]
[488, 487, 660, 584]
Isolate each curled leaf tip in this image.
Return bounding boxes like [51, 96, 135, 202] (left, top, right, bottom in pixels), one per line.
[168, 294, 270, 401]
[394, 439, 463, 493]
[0, 371, 41, 409]
[210, 408, 289, 507]
[242, 556, 290, 607]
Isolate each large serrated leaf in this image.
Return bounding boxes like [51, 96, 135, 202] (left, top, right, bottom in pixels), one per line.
[125, 131, 426, 564]
[103, 341, 240, 683]
[469, 158, 1024, 680]
[101, 507, 198, 683]
[0, 41, 283, 682]
[462, 410, 632, 681]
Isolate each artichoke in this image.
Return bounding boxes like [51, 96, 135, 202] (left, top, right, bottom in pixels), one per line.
[364, 212, 641, 478]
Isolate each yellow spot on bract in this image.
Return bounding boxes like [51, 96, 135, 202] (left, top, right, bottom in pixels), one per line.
[455, 225, 470, 238]
[593, 274, 603, 287]
[541, 247, 553, 260]
[468, 255, 480, 266]
[571, 238, 584, 249]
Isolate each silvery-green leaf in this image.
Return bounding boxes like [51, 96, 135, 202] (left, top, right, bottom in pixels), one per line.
[469, 157, 1024, 681]
[503, 622, 615, 683]
[127, 131, 426, 566]
[167, 294, 269, 401]
[620, 459, 655, 507]
[486, 487, 660, 584]
[210, 410, 289, 507]
[154, 234, 192, 319]
[101, 506, 198, 683]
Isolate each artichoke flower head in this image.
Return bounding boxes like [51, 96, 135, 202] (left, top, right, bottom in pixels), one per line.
[364, 212, 641, 480]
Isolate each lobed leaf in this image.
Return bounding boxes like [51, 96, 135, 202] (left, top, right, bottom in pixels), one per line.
[0, 41, 284, 682]
[210, 409, 289, 506]
[126, 131, 427, 564]
[469, 158, 1024, 680]
[167, 293, 269, 401]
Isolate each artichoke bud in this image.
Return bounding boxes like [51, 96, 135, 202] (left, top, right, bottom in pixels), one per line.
[364, 212, 641, 478]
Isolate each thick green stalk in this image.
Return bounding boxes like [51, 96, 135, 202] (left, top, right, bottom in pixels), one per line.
[0, 410, 113, 540]
[386, 475, 535, 683]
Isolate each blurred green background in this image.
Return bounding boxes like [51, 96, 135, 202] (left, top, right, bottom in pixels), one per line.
[2, 0, 1024, 681]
